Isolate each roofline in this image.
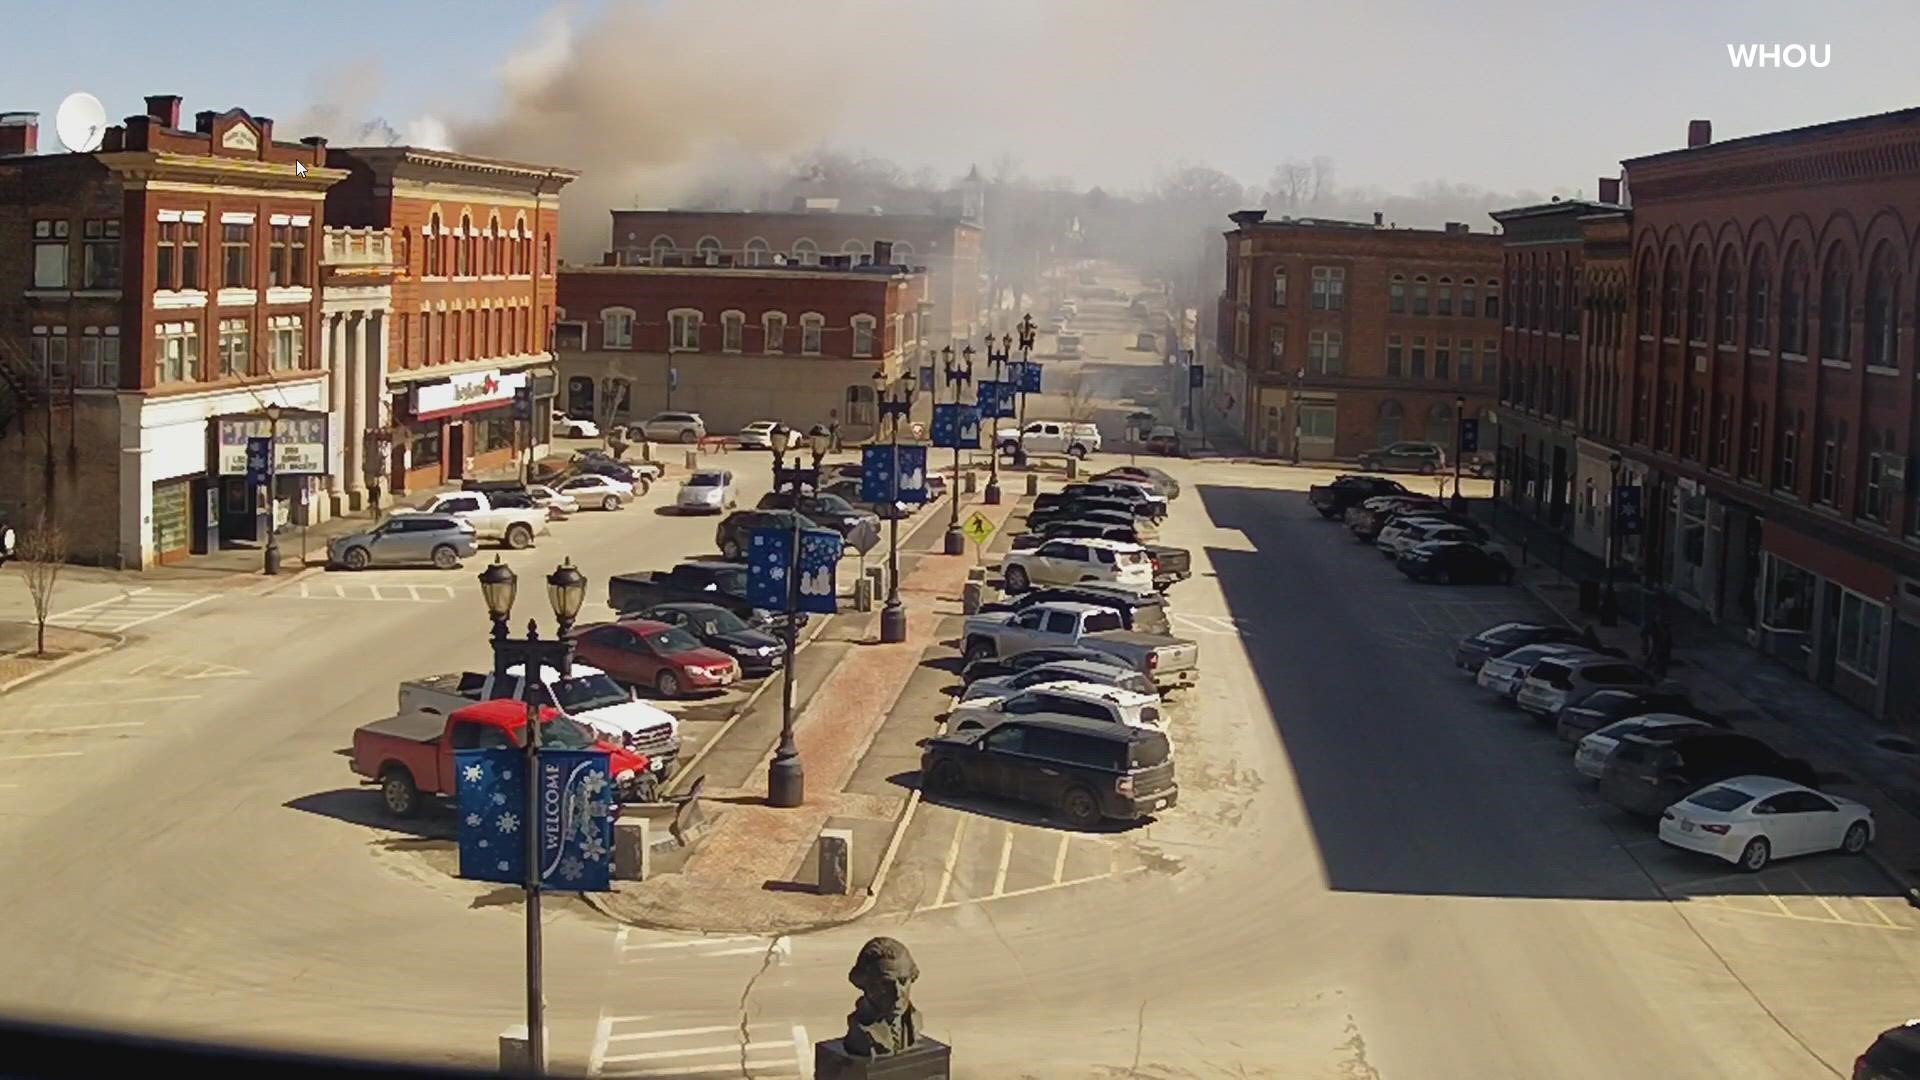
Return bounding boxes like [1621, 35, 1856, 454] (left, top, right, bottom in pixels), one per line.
[561, 265, 923, 284]
[1489, 200, 1622, 222]
[1621, 104, 1920, 168]
[611, 207, 981, 231]
[334, 145, 580, 183]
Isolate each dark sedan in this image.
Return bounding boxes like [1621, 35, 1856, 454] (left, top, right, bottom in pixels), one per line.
[715, 508, 824, 560]
[1555, 686, 1722, 743]
[1397, 541, 1516, 585]
[631, 601, 785, 676]
[756, 490, 881, 541]
[960, 645, 1135, 685]
[1453, 621, 1599, 674]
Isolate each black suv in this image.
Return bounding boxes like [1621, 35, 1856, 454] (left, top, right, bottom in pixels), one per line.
[1857, 1020, 1920, 1079]
[1599, 731, 1816, 818]
[755, 490, 880, 541]
[1308, 475, 1409, 518]
[714, 508, 822, 560]
[920, 714, 1178, 828]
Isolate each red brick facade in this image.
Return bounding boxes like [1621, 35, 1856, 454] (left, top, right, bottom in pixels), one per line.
[1220, 213, 1502, 459]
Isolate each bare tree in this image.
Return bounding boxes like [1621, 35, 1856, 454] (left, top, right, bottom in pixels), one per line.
[593, 368, 635, 459]
[1062, 370, 1100, 424]
[17, 515, 65, 656]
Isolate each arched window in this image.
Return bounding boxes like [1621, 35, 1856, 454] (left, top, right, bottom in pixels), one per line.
[1660, 250, 1681, 337]
[762, 312, 787, 354]
[800, 313, 825, 355]
[891, 241, 914, 265]
[1388, 273, 1406, 314]
[1636, 253, 1655, 336]
[542, 234, 553, 276]
[1747, 249, 1771, 346]
[1272, 266, 1289, 307]
[744, 238, 770, 267]
[399, 227, 412, 273]
[1425, 401, 1454, 445]
[426, 213, 443, 276]
[1459, 277, 1476, 318]
[1779, 245, 1808, 355]
[1866, 246, 1900, 369]
[1376, 399, 1405, 445]
[696, 236, 722, 265]
[1438, 276, 1454, 317]
[721, 310, 745, 353]
[1484, 278, 1499, 320]
[650, 235, 677, 264]
[488, 214, 503, 275]
[842, 239, 868, 263]
[1412, 274, 1429, 316]
[1715, 250, 1739, 345]
[793, 239, 818, 266]
[1820, 248, 1853, 361]
[457, 214, 473, 277]
[1687, 251, 1709, 341]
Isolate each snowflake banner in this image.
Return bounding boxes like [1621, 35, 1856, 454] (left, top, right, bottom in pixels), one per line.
[894, 445, 928, 504]
[455, 746, 616, 892]
[931, 404, 981, 449]
[1017, 361, 1043, 394]
[975, 381, 1014, 419]
[860, 445, 929, 505]
[797, 527, 842, 614]
[749, 525, 840, 614]
[746, 526, 793, 611]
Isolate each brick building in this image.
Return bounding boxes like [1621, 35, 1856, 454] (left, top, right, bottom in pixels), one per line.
[324, 147, 576, 496]
[554, 261, 930, 440]
[1218, 210, 1502, 460]
[1488, 188, 1626, 556]
[604, 206, 979, 347]
[0, 95, 341, 567]
[1612, 113, 1920, 724]
[1568, 196, 1634, 564]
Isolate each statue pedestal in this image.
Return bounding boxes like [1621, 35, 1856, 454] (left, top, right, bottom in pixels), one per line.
[815, 1037, 951, 1080]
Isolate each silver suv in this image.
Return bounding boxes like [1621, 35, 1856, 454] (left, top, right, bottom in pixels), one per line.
[639, 412, 706, 444]
[328, 514, 478, 570]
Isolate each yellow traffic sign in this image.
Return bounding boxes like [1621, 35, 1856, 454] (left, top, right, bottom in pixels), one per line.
[961, 511, 996, 544]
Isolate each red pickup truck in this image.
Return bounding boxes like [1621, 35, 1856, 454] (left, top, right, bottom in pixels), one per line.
[350, 698, 656, 818]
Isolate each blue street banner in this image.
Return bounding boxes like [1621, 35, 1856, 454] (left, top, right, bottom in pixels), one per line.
[1614, 485, 1644, 535]
[534, 748, 616, 892]
[1189, 364, 1206, 388]
[956, 406, 981, 446]
[932, 404, 981, 448]
[512, 386, 532, 421]
[895, 445, 928, 504]
[919, 365, 935, 392]
[976, 380, 1016, 418]
[1018, 361, 1043, 394]
[456, 747, 527, 886]
[797, 527, 841, 614]
[1459, 418, 1480, 454]
[1004, 361, 1028, 390]
[861, 445, 896, 504]
[245, 436, 270, 483]
[746, 526, 793, 610]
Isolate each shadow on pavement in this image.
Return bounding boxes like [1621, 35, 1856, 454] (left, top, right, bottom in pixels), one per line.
[890, 769, 1146, 835]
[284, 789, 453, 840]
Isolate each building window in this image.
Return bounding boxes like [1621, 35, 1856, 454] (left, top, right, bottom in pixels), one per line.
[1836, 588, 1885, 682]
[696, 236, 722, 265]
[1710, 394, 1731, 469]
[1866, 248, 1900, 368]
[221, 223, 252, 287]
[152, 322, 200, 384]
[28, 328, 67, 390]
[801, 315, 824, 355]
[268, 223, 309, 287]
[852, 316, 876, 357]
[1268, 326, 1286, 368]
[1820, 252, 1853, 362]
[32, 219, 70, 288]
[1484, 279, 1499, 320]
[1457, 338, 1474, 382]
[76, 327, 119, 389]
[1310, 266, 1345, 311]
[542, 234, 553, 275]
[1742, 403, 1764, 479]
[1636, 255, 1656, 336]
[1411, 274, 1429, 316]
[217, 318, 249, 376]
[1434, 338, 1450, 379]
[1460, 279, 1477, 318]
[890, 241, 914, 264]
[670, 310, 701, 351]
[1437, 277, 1454, 317]
[601, 308, 634, 350]
[426, 214, 443, 276]
[1482, 343, 1497, 384]
[453, 216, 471, 276]
[1747, 250, 1771, 345]
[1271, 268, 1288, 307]
[1389, 274, 1406, 314]
[764, 313, 786, 354]
[1409, 336, 1426, 378]
[1660, 251, 1681, 338]
[1376, 399, 1404, 445]
[1682, 388, 1702, 458]
[1426, 401, 1454, 445]
[1233, 311, 1249, 359]
[744, 238, 770, 266]
[1687, 253, 1709, 342]
[80, 218, 121, 289]
[1779, 247, 1808, 355]
[1816, 418, 1846, 505]
[1299, 403, 1336, 439]
[1775, 411, 1802, 491]
[722, 312, 744, 353]
[1715, 250, 1738, 345]
[269, 315, 303, 370]
[1308, 329, 1342, 375]
[1863, 430, 1897, 523]
[793, 239, 818, 266]
[1386, 335, 1402, 376]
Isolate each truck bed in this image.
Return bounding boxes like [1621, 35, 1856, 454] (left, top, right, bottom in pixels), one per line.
[356, 712, 446, 745]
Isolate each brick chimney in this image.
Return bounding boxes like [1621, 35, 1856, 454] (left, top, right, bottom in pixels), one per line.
[1688, 119, 1712, 148]
[0, 112, 37, 156]
[872, 239, 894, 265]
[1373, 211, 1384, 227]
[144, 94, 182, 128]
[1598, 177, 1621, 204]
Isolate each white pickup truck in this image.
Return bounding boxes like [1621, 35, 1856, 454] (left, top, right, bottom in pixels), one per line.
[995, 420, 1103, 459]
[394, 490, 550, 550]
[962, 600, 1199, 692]
[397, 663, 682, 777]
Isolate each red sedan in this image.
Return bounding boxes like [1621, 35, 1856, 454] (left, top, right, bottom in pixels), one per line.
[573, 619, 740, 698]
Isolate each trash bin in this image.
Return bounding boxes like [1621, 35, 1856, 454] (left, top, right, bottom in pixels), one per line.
[1578, 580, 1600, 613]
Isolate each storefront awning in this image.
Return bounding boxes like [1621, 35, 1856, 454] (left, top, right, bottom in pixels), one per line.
[1762, 519, 1897, 600]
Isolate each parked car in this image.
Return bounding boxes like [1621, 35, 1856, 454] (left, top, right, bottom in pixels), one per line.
[818, 477, 909, 520]
[1573, 714, 1723, 780]
[397, 663, 681, 772]
[1376, 518, 1488, 560]
[1476, 643, 1602, 700]
[1347, 496, 1445, 542]
[755, 490, 880, 543]
[1054, 480, 1168, 517]
[960, 644, 1138, 686]
[639, 411, 707, 444]
[1556, 687, 1719, 743]
[1144, 426, 1182, 456]
[567, 450, 660, 489]
[1856, 1020, 1920, 1080]
[1396, 540, 1516, 585]
[715, 508, 825, 560]
[1599, 731, 1817, 819]
[737, 420, 782, 449]
[526, 484, 580, 518]
[962, 601, 1199, 692]
[676, 469, 738, 514]
[1308, 475, 1409, 519]
[1357, 440, 1446, 474]
[553, 411, 600, 439]
[1659, 775, 1872, 871]
[397, 491, 549, 550]
[974, 585, 1172, 636]
[632, 601, 784, 676]
[919, 714, 1177, 828]
[350, 699, 655, 818]
[608, 560, 801, 629]
[1515, 655, 1659, 719]
[327, 514, 478, 570]
[1000, 538, 1156, 594]
[961, 658, 1160, 704]
[1094, 465, 1179, 500]
[554, 473, 635, 511]
[1453, 622, 1599, 675]
[573, 618, 742, 698]
[1023, 506, 1157, 540]
[950, 681, 1165, 735]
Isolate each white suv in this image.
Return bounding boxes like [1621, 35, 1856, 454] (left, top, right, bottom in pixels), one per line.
[1001, 537, 1154, 594]
[640, 411, 706, 444]
[996, 420, 1102, 458]
[1376, 518, 1485, 559]
[949, 680, 1164, 734]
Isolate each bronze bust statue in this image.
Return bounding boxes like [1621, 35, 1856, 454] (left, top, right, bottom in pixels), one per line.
[842, 936, 922, 1056]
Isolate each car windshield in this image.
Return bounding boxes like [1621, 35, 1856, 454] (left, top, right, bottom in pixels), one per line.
[689, 608, 748, 635]
[689, 472, 727, 486]
[1685, 786, 1759, 812]
[647, 628, 705, 654]
[552, 673, 631, 712]
[538, 715, 599, 751]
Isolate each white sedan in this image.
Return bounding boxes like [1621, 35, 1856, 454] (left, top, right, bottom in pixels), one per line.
[527, 484, 581, 518]
[737, 420, 783, 449]
[554, 473, 634, 510]
[553, 412, 600, 439]
[1659, 775, 1873, 871]
[676, 469, 738, 514]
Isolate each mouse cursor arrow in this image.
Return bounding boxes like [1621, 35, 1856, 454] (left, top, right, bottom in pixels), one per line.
[293, 161, 308, 177]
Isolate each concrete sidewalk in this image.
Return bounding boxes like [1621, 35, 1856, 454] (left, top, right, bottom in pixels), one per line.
[591, 495, 1024, 933]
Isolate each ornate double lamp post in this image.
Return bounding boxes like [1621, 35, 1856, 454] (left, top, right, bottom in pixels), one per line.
[766, 422, 833, 809]
[981, 334, 1011, 499]
[941, 345, 973, 555]
[873, 370, 916, 644]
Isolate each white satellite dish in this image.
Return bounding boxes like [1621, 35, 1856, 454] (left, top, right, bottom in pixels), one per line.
[54, 92, 106, 153]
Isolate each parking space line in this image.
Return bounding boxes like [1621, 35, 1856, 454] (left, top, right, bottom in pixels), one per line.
[929, 814, 968, 909]
[1690, 900, 1909, 932]
[1759, 886, 1795, 918]
[619, 934, 760, 954]
[1864, 898, 1905, 928]
[1051, 833, 1070, 885]
[1789, 870, 1848, 922]
[0, 751, 83, 762]
[790, 1025, 809, 1079]
[991, 827, 1013, 896]
[0, 721, 145, 736]
[920, 865, 1147, 912]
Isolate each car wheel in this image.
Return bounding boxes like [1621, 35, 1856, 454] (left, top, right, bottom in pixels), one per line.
[381, 768, 419, 818]
[431, 545, 460, 570]
[1739, 836, 1771, 872]
[636, 477, 652, 495]
[342, 546, 371, 571]
[1843, 821, 1871, 854]
[655, 670, 681, 698]
[1004, 565, 1030, 591]
[1436, 568, 1453, 585]
[505, 523, 533, 550]
[1059, 785, 1103, 829]
[679, 429, 698, 444]
[926, 760, 966, 796]
[1068, 445, 1087, 459]
[963, 637, 995, 665]
[602, 494, 621, 511]
[1419, 462, 1437, 475]
[722, 538, 742, 559]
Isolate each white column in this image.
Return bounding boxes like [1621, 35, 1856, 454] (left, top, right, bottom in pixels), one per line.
[343, 314, 364, 507]
[362, 310, 385, 498]
[326, 313, 347, 512]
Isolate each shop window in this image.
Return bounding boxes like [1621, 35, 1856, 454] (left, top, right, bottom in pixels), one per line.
[81, 218, 121, 289]
[410, 422, 443, 467]
[1299, 403, 1336, 439]
[1836, 589, 1885, 682]
[218, 318, 250, 377]
[269, 315, 303, 370]
[485, 415, 516, 452]
[1375, 399, 1404, 446]
[1763, 557, 1814, 632]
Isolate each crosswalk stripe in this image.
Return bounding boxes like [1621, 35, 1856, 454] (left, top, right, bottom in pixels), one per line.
[602, 1039, 789, 1062]
[603, 1061, 796, 1078]
[620, 934, 762, 954]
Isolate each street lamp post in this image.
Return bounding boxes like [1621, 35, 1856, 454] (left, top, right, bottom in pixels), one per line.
[1450, 394, 1467, 513]
[981, 335, 1008, 503]
[477, 555, 588, 1078]
[941, 345, 972, 555]
[1601, 451, 1623, 626]
[874, 370, 915, 644]
[766, 422, 833, 809]
[263, 404, 282, 575]
[1013, 314, 1037, 468]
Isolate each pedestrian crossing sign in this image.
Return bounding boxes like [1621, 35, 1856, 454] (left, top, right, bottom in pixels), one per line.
[962, 511, 995, 545]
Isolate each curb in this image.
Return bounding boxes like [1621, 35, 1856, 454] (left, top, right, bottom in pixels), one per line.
[244, 563, 328, 597]
[0, 631, 126, 695]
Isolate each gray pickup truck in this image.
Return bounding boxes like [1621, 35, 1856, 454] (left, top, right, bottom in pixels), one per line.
[962, 601, 1199, 692]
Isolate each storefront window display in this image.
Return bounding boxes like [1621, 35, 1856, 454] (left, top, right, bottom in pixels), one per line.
[1762, 557, 1814, 632]
[1673, 487, 1707, 599]
[1835, 589, 1885, 682]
